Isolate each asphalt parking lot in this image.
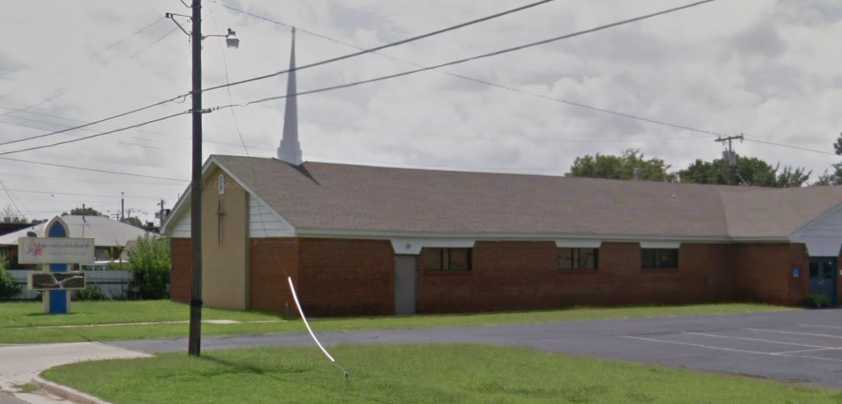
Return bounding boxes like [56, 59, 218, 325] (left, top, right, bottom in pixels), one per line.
[112, 308, 842, 388]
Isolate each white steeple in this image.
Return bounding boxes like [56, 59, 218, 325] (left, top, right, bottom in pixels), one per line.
[277, 28, 302, 165]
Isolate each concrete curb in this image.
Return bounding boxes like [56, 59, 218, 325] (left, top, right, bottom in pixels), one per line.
[32, 376, 110, 404]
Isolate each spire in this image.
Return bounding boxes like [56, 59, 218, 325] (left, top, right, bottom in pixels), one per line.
[277, 28, 302, 165]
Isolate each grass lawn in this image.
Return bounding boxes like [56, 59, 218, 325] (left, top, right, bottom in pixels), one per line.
[42, 344, 842, 404]
[0, 300, 790, 344]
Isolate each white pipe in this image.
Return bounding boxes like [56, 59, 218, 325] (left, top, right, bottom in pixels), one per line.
[287, 276, 335, 363]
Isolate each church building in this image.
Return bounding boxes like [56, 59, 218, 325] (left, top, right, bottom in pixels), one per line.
[162, 31, 842, 316]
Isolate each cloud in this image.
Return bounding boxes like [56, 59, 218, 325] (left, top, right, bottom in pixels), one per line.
[0, 0, 841, 221]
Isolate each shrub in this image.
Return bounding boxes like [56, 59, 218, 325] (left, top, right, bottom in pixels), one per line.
[75, 285, 108, 301]
[0, 258, 21, 300]
[805, 294, 833, 308]
[128, 237, 171, 299]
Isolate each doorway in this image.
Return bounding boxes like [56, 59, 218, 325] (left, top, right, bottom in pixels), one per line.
[394, 255, 417, 315]
[809, 257, 838, 305]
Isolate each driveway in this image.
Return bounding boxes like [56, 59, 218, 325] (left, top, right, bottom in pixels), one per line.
[111, 308, 842, 388]
[0, 342, 149, 403]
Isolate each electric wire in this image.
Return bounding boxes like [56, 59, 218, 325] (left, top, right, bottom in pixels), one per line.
[216, 1, 719, 109]
[0, 0, 557, 149]
[0, 157, 187, 182]
[0, 110, 190, 156]
[221, 1, 839, 159]
[0, 180, 26, 217]
[201, 0, 560, 93]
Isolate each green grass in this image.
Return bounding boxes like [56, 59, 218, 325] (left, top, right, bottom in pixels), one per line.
[43, 344, 842, 404]
[0, 300, 790, 344]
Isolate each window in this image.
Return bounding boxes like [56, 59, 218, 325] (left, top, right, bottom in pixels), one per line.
[558, 248, 599, 271]
[422, 248, 472, 272]
[642, 249, 679, 270]
[218, 174, 225, 195]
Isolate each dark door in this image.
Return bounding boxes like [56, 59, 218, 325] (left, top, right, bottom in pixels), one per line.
[809, 257, 838, 305]
[394, 255, 417, 315]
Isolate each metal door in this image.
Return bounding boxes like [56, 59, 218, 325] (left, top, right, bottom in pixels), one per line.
[394, 255, 417, 315]
[809, 257, 838, 305]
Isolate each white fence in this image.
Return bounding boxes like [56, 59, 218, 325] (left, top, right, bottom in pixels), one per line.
[7, 270, 132, 300]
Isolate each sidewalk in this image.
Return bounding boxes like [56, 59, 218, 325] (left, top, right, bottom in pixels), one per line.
[0, 343, 148, 403]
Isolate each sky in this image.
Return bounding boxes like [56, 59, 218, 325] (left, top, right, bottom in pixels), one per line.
[0, 0, 841, 224]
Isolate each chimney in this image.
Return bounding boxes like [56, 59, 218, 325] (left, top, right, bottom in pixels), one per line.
[277, 28, 303, 165]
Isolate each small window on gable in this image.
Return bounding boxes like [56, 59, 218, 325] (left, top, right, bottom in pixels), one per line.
[642, 249, 679, 270]
[218, 174, 225, 195]
[558, 248, 598, 271]
[422, 248, 472, 272]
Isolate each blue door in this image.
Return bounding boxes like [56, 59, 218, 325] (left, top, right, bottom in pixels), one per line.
[809, 257, 837, 305]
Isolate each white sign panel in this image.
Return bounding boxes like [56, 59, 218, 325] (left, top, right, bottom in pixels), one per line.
[17, 238, 95, 265]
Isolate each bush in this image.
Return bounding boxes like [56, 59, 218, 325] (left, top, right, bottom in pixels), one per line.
[0, 258, 21, 300]
[128, 237, 171, 299]
[805, 294, 833, 308]
[75, 285, 108, 301]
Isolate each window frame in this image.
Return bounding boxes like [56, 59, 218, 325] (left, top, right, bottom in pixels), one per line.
[641, 248, 679, 271]
[557, 247, 599, 272]
[422, 247, 473, 273]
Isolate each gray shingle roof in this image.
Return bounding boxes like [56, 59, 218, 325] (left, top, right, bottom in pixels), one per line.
[211, 155, 842, 240]
[0, 215, 151, 247]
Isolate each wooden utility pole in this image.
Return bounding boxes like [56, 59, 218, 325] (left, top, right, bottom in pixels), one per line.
[188, 0, 204, 357]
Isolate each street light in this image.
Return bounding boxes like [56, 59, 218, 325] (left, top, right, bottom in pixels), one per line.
[165, 1, 239, 357]
[225, 29, 239, 49]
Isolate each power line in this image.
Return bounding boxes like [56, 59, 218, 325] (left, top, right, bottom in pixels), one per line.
[0, 0, 554, 149]
[129, 26, 180, 59]
[4, 188, 163, 201]
[98, 17, 166, 55]
[0, 157, 188, 182]
[202, 0, 560, 93]
[220, 2, 727, 141]
[0, 94, 189, 147]
[221, 1, 718, 107]
[209, 3, 250, 156]
[0, 180, 26, 217]
[0, 0, 717, 158]
[742, 137, 837, 156]
[222, 1, 841, 159]
[0, 110, 190, 156]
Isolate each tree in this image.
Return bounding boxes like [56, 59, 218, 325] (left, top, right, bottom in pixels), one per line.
[567, 149, 676, 182]
[816, 132, 842, 186]
[62, 206, 104, 216]
[678, 155, 810, 188]
[128, 237, 171, 299]
[0, 258, 21, 300]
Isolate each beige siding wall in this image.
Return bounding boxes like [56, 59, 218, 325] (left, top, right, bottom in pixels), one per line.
[202, 166, 250, 309]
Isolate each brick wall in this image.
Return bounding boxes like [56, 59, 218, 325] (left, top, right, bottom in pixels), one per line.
[297, 238, 394, 316]
[170, 238, 193, 303]
[417, 241, 737, 313]
[733, 243, 808, 305]
[173, 236, 814, 315]
[249, 238, 299, 315]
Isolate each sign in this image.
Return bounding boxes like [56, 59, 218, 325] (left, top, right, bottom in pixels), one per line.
[28, 271, 86, 290]
[792, 267, 800, 279]
[18, 237, 95, 265]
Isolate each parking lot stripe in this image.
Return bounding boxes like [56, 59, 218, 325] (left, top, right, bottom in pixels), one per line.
[747, 328, 842, 340]
[624, 335, 842, 364]
[685, 332, 837, 349]
[775, 347, 842, 355]
[623, 336, 776, 356]
[799, 324, 842, 331]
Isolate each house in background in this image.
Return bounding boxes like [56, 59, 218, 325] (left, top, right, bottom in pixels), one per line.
[0, 215, 152, 268]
